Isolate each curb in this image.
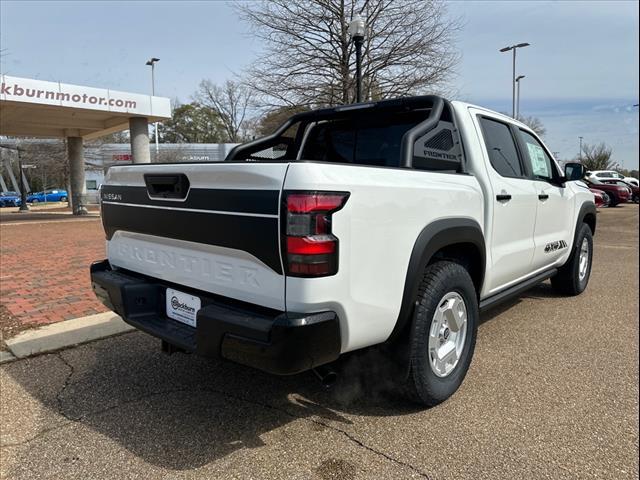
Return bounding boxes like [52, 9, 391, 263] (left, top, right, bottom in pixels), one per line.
[0, 350, 16, 364]
[2, 312, 135, 362]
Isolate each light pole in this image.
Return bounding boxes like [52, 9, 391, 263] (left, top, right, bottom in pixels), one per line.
[145, 57, 160, 155]
[500, 43, 530, 118]
[348, 15, 366, 103]
[515, 75, 525, 119]
[18, 157, 28, 211]
[579, 136, 584, 161]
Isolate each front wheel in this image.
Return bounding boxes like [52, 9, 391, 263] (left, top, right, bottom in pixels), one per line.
[31, 198, 39, 204]
[403, 261, 478, 407]
[59, 196, 67, 202]
[551, 223, 593, 296]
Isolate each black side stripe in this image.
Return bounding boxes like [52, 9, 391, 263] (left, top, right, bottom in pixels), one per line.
[101, 185, 279, 215]
[102, 203, 282, 274]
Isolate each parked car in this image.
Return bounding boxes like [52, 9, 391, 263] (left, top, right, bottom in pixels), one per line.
[91, 95, 596, 407]
[599, 179, 639, 203]
[584, 178, 630, 206]
[0, 191, 22, 207]
[589, 188, 608, 208]
[585, 170, 639, 189]
[26, 189, 68, 203]
[585, 170, 625, 181]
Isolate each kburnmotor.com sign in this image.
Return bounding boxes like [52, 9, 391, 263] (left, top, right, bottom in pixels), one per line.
[0, 74, 170, 117]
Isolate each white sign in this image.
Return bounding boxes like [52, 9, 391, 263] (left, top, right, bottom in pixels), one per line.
[526, 143, 550, 178]
[166, 288, 201, 327]
[1, 74, 171, 118]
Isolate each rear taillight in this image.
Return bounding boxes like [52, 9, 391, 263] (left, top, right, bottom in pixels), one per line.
[282, 191, 349, 277]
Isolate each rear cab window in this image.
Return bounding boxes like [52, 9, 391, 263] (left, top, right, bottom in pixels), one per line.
[300, 108, 463, 172]
[300, 111, 424, 168]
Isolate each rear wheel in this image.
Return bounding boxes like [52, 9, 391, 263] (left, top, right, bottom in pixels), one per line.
[403, 261, 478, 407]
[607, 192, 618, 207]
[31, 198, 39, 204]
[551, 223, 593, 296]
[59, 196, 67, 202]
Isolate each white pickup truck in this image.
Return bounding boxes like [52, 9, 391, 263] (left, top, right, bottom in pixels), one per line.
[91, 96, 596, 406]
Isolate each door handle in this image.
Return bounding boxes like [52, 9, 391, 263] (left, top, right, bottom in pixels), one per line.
[538, 194, 549, 201]
[496, 194, 512, 202]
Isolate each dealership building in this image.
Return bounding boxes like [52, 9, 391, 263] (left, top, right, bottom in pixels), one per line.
[0, 74, 172, 213]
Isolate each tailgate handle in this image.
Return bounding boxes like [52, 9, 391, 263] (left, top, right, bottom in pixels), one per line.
[144, 174, 190, 200]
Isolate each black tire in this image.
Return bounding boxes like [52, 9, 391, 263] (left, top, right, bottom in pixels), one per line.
[607, 192, 618, 207]
[59, 196, 67, 202]
[31, 198, 39, 204]
[550, 223, 593, 296]
[403, 261, 478, 407]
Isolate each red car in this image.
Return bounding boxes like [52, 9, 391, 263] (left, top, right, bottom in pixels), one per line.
[589, 188, 608, 208]
[585, 178, 631, 206]
[599, 179, 639, 203]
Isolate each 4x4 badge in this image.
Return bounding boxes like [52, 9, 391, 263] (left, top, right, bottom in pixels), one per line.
[545, 240, 568, 253]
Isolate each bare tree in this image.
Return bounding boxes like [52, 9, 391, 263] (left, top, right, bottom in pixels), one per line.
[197, 80, 253, 142]
[235, 0, 460, 108]
[154, 146, 189, 164]
[13, 140, 67, 192]
[517, 115, 546, 137]
[580, 142, 618, 171]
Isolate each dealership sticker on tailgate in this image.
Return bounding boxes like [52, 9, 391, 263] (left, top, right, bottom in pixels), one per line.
[166, 288, 201, 327]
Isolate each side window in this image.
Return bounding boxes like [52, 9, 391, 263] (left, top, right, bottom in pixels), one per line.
[479, 117, 524, 178]
[519, 130, 556, 181]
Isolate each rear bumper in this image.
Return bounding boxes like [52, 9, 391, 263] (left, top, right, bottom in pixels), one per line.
[90, 260, 341, 375]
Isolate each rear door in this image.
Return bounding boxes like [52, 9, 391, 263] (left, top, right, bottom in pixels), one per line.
[101, 162, 288, 310]
[476, 115, 538, 294]
[516, 129, 574, 270]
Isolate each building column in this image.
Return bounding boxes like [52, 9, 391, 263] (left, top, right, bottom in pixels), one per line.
[129, 117, 151, 164]
[67, 136, 88, 215]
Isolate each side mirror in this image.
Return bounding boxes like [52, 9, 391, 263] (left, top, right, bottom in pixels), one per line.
[564, 162, 585, 182]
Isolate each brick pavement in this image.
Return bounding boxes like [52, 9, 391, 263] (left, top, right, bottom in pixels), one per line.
[0, 218, 107, 328]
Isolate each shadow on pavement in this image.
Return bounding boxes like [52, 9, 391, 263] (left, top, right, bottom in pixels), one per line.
[4, 332, 420, 471]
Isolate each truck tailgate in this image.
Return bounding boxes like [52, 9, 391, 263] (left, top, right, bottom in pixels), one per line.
[100, 163, 288, 310]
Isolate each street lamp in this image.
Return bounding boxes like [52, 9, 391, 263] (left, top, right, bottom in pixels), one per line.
[500, 43, 530, 118]
[145, 57, 160, 155]
[515, 75, 525, 119]
[348, 15, 366, 103]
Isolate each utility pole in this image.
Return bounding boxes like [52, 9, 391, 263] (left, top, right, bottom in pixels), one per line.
[579, 136, 584, 161]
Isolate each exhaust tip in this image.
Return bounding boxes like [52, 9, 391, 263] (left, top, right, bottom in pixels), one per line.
[313, 367, 338, 389]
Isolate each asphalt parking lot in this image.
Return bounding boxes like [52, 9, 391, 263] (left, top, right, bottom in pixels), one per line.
[0, 206, 638, 480]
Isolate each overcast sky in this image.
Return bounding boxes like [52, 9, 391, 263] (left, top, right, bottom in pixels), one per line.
[1, 0, 638, 167]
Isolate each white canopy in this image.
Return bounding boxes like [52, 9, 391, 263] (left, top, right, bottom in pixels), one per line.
[0, 75, 171, 139]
